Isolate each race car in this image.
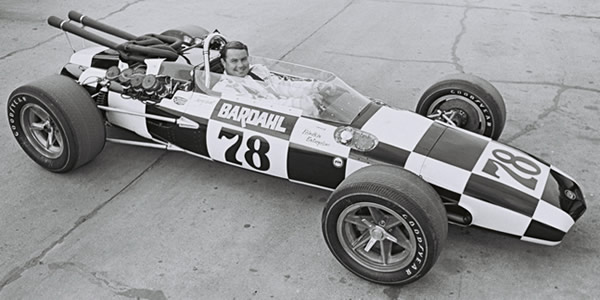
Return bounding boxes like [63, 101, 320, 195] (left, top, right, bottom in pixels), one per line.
[6, 11, 586, 285]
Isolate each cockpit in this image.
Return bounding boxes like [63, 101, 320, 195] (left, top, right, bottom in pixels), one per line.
[180, 32, 373, 124]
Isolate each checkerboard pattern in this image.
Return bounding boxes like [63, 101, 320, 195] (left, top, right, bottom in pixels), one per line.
[176, 100, 583, 246]
[347, 106, 583, 246]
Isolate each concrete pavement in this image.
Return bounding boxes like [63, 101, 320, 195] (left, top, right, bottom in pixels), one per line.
[1, 0, 599, 299]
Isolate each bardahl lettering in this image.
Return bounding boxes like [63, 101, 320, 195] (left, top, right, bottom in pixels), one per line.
[217, 103, 287, 133]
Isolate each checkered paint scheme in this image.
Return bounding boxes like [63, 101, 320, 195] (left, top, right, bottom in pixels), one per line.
[354, 106, 580, 246]
[148, 96, 581, 246]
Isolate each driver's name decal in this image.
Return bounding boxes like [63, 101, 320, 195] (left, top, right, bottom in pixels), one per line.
[211, 100, 298, 140]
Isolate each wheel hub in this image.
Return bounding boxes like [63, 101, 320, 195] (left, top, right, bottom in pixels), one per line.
[361, 218, 398, 252]
[426, 96, 487, 134]
[336, 202, 418, 272]
[20, 103, 64, 159]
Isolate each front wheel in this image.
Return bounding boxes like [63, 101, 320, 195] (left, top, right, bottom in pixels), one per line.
[322, 165, 447, 285]
[7, 75, 106, 172]
[416, 73, 506, 140]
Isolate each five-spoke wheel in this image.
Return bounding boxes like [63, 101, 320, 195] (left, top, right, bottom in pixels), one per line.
[7, 75, 105, 172]
[322, 165, 447, 285]
[337, 202, 417, 272]
[20, 103, 65, 159]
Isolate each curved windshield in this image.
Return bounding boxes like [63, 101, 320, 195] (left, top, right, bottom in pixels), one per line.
[199, 56, 372, 124]
[251, 57, 372, 124]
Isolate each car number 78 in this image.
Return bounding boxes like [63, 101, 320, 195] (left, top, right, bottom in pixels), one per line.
[481, 148, 542, 190]
[218, 128, 271, 171]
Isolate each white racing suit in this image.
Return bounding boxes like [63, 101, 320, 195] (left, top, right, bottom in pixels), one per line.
[212, 64, 324, 116]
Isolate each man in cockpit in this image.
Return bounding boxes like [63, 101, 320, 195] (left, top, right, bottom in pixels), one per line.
[211, 41, 336, 116]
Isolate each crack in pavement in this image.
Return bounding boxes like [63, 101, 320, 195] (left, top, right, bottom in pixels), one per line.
[96, 0, 147, 21]
[491, 80, 600, 94]
[0, 0, 147, 62]
[0, 151, 169, 293]
[367, 0, 600, 20]
[324, 50, 456, 66]
[279, 0, 355, 61]
[47, 262, 167, 300]
[502, 86, 567, 144]
[451, 3, 469, 73]
[0, 34, 62, 61]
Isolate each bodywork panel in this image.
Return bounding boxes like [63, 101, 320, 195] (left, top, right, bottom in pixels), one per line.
[72, 50, 585, 246]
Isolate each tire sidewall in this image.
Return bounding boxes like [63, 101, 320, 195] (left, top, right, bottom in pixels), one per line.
[323, 186, 433, 285]
[7, 90, 75, 172]
[421, 84, 498, 138]
[417, 75, 506, 140]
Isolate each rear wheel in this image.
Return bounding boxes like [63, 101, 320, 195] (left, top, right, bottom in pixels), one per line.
[416, 73, 506, 140]
[7, 75, 105, 172]
[322, 165, 447, 285]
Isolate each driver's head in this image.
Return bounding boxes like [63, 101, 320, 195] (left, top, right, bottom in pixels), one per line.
[220, 41, 250, 77]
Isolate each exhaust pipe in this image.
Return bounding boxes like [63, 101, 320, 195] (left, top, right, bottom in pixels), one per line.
[48, 13, 182, 62]
[67, 11, 137, 41]
[47, 16, 120, 50]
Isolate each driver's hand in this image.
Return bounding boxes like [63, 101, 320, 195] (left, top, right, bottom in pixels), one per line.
[316, 82, 336, 96]
[311, 93, 326, 113]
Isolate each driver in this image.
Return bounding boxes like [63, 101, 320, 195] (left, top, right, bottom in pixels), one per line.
[211, 41, 336, 116]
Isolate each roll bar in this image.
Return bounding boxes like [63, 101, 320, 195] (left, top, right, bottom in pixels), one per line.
[202, 32, 227, 88]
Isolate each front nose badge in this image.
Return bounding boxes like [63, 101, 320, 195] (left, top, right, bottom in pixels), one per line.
[564, 189, 577, 200]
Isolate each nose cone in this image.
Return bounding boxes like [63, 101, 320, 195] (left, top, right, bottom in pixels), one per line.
[520, 167, 586, 246]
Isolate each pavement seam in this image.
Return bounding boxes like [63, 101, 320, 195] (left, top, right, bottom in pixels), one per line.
[0, 151, 169, 293]
[279, 0, 355, 61]
[0, 0, 147, 62]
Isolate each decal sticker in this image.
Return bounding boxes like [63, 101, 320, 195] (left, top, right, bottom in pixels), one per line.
[300, 128, 332, 148]
[173, 96, 187, 106]
[211, 99, 298, 140]
[206, 120, 289, 178]
[332, 157, 344, 168]
[472, 142, 550, 199]
[289, 118, 349, 156]
[481, 148, 541, 190]
[218, 128, 271, 171]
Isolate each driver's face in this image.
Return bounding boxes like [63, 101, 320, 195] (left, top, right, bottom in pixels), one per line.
[222, 49, 250, 77]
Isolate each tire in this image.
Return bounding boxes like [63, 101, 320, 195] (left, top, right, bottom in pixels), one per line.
[161, 25, 209, 46]
[7, 75, 106, 173]
[322, 165, 447, 285]
[416, 73, 506, 140]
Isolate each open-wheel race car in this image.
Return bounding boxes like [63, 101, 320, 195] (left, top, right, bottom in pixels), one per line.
[6, 11, 587, 285]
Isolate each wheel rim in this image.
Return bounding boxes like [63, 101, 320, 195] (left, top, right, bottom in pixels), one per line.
[20, 103, 64, 159]
[426, 94, 488, 134]
[336, 202, 417, 272]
